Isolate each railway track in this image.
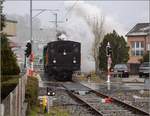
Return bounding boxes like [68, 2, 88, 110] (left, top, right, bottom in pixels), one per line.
[62, 82, 150, 116]
[40, 76, 149, 116]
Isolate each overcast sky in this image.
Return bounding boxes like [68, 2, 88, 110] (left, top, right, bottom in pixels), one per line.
[3, 0, 149, 33]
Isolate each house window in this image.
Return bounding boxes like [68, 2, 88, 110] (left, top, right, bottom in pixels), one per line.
[131, 41, 144, 56]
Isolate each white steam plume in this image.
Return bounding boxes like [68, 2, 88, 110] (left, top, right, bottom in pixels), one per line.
[58, 1, 126, 73]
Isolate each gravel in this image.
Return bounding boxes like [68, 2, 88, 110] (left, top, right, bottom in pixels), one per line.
[39, 86, 99, 116]
[82, 82, 150, 113]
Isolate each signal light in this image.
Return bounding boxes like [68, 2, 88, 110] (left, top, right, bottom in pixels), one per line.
[47, 87, 55, 96]
[25, 42, 32, 57]
[106, 43, 112, 56]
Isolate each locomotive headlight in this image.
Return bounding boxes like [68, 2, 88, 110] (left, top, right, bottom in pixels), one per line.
[47, 92, 50, 96]
[63, 51, 66, 55]
[52, 92, 55, 96]
[53, 59, 56, 63]
[73, 60, 76, 63]
[63, 50, 67, 55]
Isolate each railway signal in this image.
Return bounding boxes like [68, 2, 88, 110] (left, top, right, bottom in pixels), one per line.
[106, 43, 112, 56]
[47, 87, 55, 96]
[25, 41, 32, 57]
[24, 40, 34, 76]
[106, 42, 112, 90]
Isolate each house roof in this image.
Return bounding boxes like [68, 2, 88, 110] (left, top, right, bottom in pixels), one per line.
[6, 19, 17, 23]
[126, 23, 150, 37]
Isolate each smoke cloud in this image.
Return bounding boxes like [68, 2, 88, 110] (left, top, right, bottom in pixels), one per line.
[58, 1, 125, 73]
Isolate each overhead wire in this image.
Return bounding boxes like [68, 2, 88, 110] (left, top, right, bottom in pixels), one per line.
[64, 0, 79, 21]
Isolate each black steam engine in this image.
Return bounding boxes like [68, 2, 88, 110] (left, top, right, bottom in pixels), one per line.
[43, 40, 81, 81]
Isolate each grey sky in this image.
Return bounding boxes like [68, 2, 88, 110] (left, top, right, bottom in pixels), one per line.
[3, 0, 149, 33]
[88, 1, 149, 30]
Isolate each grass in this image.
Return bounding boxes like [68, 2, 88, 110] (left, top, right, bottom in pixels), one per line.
[27, 105, 70, 116]
[139, 90, 150, 97]
[27, 106, 39, 116]
[47, 106, 70, 116]
[90, 74, 105, 83]
[74, 73, 105, 83]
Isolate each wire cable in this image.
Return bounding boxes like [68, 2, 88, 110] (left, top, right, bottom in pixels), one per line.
[64, 0, 79, 21]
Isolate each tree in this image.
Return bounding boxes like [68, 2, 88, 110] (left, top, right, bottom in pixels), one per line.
[1, 1, 20, 75]
[87, 15, 105, 73]
[99, 30, 129, 71]
[1, 35, 20, 75]
[0, 0, 5, 31]
[140, 51, 150, 63]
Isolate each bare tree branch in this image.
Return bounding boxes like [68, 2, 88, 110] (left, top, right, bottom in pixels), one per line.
[86, 15, 105, 73]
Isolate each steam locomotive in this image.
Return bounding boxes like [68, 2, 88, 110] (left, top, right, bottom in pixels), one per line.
[43, 40, 81, 81]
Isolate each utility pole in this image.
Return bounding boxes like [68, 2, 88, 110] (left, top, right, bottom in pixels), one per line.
[32, 9, 59, 40]
[53, 13, 58, 39]
[29, 0, 34, 76]
[54, 13, 58, 31]
[30, 0, 32, 43]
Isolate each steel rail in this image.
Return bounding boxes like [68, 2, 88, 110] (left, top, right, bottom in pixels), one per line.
[81, 83, 150, 116]
[43, 80, 149, 115]
[65, 89, 104, 116]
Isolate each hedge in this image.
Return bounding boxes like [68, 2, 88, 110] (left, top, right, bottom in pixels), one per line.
[25, 76, 38, 113]
[1, 36, 20, 75]
[1, 76, 19, 100]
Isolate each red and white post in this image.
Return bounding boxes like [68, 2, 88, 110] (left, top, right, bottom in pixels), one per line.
[107, 56, 112, 82]
[29, 52, 34, 76]
[106, 42, 112, 90]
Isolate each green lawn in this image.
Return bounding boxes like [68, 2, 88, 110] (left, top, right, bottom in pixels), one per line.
[27, 106, 39, 116]
[47, 107, 70, 116]
[27, 105, 70, 116]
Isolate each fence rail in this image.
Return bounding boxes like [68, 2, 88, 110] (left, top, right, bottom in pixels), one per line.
[1, 75, 27, 116]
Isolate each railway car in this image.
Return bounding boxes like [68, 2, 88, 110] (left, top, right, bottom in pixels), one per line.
[43, 40, 81, 81]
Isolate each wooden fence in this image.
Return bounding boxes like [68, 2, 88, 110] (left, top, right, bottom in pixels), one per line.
[1, 75, 27, 116]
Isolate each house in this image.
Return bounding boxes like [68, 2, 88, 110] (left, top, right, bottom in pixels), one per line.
[126, 23, 150, 74]
[2, 19, 17, 37]
[2, 19, 23, 63]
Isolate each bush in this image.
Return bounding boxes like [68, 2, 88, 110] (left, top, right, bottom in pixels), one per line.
[25, 77, 38, 111]
[140, 51, 150, 63]
[1, 35, 20, 75]
[1, 75, 20, 82]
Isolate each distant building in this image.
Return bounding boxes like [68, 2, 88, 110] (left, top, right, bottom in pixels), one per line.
[2, 19, 23, 64]
[126, 23, 150, 74]
[2, 19, 17, 37]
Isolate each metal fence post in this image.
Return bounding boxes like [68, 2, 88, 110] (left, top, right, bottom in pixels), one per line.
[14, 87, 17, 116]
[10, 92, 13, 116]
[0, 104, 4, 116]
[19, 78, 22, 116]
[1, 75, 27, 116]
[21, 76, 25, 116]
